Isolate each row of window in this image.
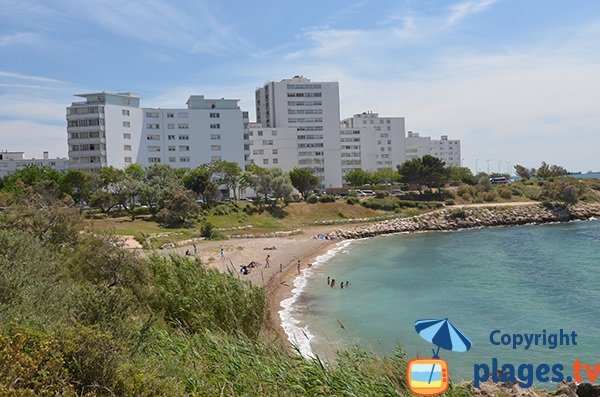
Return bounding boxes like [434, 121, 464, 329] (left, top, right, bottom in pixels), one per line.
[69, 143, 106, 151]
[248, 130, 277, 137]
[287, 109, 322, 115]
[69, 131, 105, 139]
[68, 118, 103, 127]
[286, 92, 322, 98]
[362, 119, 391, 125]
[68, 106, 102, 115]
[288, 117, 323, 123]
[297, 134, 324, 140]
[287, 101, 322, 106]
[298, 151, 323, 156]
[286, 83, 322, 89]
[70, 156, 106, 164]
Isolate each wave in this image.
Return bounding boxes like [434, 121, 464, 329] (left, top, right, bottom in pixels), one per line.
[278, 239, 354, 358]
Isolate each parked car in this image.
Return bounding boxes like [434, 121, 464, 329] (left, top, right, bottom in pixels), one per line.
[392, 189, 407, 196]
[361, 189, 375, 196]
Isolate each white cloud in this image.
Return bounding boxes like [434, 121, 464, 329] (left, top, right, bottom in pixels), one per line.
[444, 0, 498, 29]
[0, 70, 63, 84]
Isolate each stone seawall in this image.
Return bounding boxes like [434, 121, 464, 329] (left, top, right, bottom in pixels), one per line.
[325, 203, 600, 240]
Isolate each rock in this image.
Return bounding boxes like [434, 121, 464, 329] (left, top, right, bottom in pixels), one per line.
[576, 383, 600, 397]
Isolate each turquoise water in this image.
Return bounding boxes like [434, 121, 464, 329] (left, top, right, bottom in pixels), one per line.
[293, 220, 600, 383]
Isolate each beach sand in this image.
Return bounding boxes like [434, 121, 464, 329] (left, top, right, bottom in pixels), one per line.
[167, 229, 337, 343]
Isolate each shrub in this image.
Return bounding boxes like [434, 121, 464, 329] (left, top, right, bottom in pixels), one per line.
[318, 194, 336, 203]
[306, 194, 318, 204]
[375, 191, 387, 199]
[361, 198, 398, 211]
[200, 221, 215, 239]
[483, 191, 497, 202]
[346, 197, 359, 205]
[444, 199, 456, 206]
[448, 208, 467, 219]
[497, 188, 512, 200]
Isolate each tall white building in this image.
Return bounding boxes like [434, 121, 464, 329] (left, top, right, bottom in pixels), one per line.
[405, 131, 461, 166]
[254, 76, 342, 188]
[339, 112, 406, 181]
[0, 151, 69, 178]
[67, 92, 246, 172]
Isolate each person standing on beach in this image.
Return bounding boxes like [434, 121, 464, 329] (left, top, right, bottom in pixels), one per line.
[327, 276, 330, 285]
[193, 243, 197, 255]
[331, 279, 336, 288]
[220, 248, 224, 260]
[265, 254, 271, 268]
[297, 259, 301, 274]
[341, 282, 344, 289]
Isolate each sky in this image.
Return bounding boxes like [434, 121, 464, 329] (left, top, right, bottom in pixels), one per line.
[1, 0, 600, 173]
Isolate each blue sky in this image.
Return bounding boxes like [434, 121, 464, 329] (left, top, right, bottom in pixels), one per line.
[1, 0, 600, 172]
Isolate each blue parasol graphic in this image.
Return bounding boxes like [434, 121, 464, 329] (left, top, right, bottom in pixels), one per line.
[415, 318, 472, 383]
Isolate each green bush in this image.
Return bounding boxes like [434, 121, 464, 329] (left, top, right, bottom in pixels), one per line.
[346, 197, 359, 205]
[306, 194, 318, 204]
[448, 208, 467, 219]
[148, 255, 267, 338]
[483, 191, 497, 202]
[444, 199, 456, 206]
[498, 188, 512, 200]
[361, 198, 398, 211]
[375, 191, 387, 199]
[319, 194, 337, 203]
[200, 221, 214, 238]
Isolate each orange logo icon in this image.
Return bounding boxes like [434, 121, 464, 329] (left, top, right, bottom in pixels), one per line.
[407, 358, 449, 396]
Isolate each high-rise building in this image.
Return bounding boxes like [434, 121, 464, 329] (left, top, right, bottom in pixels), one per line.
[405, 131, 461, 166]
[66, 92, 246, 172]
[254, 76, 342, 188]
[339, 112, 406, 182]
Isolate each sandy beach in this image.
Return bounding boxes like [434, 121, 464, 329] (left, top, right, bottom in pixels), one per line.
[166, 228, 337, 343]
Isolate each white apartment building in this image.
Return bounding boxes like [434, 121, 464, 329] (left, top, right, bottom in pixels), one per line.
[67, 92, 246, 172]
[405, 131, 461, 166]
[0, 151, 69, 177]
[254, 76, 342, 188]
[339, 112, 406, 180]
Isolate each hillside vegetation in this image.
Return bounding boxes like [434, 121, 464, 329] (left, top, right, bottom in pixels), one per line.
[0, 191, 476, 396]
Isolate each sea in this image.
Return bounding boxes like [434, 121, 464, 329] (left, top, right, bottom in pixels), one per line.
[279, 219, 600, 384]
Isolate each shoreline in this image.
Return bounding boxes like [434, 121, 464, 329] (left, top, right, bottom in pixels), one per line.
[167, 202, 600, 354]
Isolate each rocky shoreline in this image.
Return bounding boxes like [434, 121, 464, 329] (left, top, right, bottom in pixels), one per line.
[324, 203, 600, 240]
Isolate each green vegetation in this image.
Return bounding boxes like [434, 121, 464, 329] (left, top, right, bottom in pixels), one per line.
[0, 188, 476, 396]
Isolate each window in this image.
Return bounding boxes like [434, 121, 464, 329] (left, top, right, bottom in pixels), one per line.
[167, 134, 175, 140]
[178, 123, 189, 129]
[167, 123, 175, 129]
[146, 111, 159, 118]
[177, 112, 188, 118]
[263, 159, 269, 165]
[166, 112, 174, 118]
[272, 149, 278, 155]
[210, 134, 221, 140]
[272, 130, 277, 136]
[211, 145, 221, 151]
[273, 158, 279, 164]
[124, 156, 132, 163]
[147, 135, 160, 141]
[257, 131, 263, 136]
[211, 155, 221, 161]
[262, 140, 273, 145]
[178, 134, 189, 140]
[168, 146, 176, 151]
[210, 112, 220, 118]
[210, 123, 220, 129]
[168, 157, 176, 162]
[180, 156, 190, 162]
[252, 149, 264, 155]
[179, 145, 190, 151]
[123, 133, 131, 139]
[123, 121, 130, 128]
[146, 123, 160, 129]
[122, 109, 130, 116]
[148, 146, 161, 152]
[148, 157, 161, 163]
[124, 145, 131, 151]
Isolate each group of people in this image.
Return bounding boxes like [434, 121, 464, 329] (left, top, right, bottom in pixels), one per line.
[327, 276, 349, 289]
